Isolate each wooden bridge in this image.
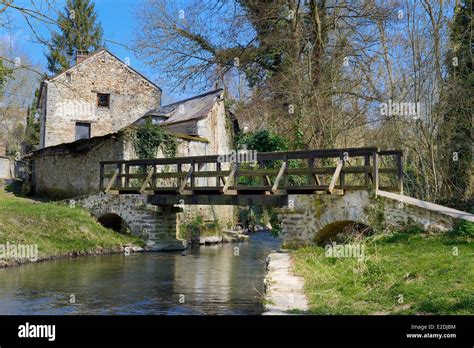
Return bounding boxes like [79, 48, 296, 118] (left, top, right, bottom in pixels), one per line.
[90, 146, 474, 249]
[99, 147, 403, 206]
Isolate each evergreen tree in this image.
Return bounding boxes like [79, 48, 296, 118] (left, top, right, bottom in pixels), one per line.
[443, 0, 473, 200]
[24, 88, 41, 152]
[46, 0, 104, 75]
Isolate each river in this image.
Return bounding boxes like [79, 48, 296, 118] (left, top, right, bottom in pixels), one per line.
[0, 232, 280, 315]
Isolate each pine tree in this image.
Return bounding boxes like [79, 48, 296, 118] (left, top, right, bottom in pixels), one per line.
[443, 0, 473, 201]
[46, 0, 104, 75]
[24, 88, 41, 152]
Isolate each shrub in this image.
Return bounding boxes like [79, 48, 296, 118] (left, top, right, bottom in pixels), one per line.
[450, 219, 474, 237]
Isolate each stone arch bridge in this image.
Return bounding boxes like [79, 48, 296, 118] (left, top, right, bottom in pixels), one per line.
[74, 147, 473, 250]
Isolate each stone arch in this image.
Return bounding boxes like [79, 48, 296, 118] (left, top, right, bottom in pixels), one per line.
[279, 191, 372, 248]
[97, 213, 129, 234]
[73, 192, 186, 251]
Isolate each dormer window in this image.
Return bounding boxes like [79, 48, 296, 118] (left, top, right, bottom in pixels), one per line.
[97, 93, 110, 108]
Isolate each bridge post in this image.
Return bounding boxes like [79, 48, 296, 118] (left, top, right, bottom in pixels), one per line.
[191, 160, 196, 188]
[308, 158, 315, 186]
[216, 162, 221, 188]
[339, 155, 345, 188]
[125, 164, 130, 189]
[99, 162, 104, 190]
[364, 155, 370, 187]
[372, 151, 379, 192]
[115, 163, 121, 189]
[397, 153, 403, 194]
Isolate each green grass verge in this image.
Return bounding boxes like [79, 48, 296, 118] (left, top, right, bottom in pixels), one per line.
[293, 229, 474, 315]
[0, 190, 145, 264]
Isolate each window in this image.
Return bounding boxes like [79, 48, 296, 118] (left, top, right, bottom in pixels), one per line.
[75, 122, 91, 141]
[97, 93, 110, 108]
[66, 72, 72, 83]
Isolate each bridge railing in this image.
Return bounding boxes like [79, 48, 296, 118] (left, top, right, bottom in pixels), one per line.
[99, 147, 403, 195]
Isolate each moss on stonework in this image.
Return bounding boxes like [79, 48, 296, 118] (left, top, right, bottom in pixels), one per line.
[312, 197, 326, 218]
[364, 190, 386, 233]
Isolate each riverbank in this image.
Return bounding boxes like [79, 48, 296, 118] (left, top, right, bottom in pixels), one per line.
[263, 250, 309, 314]
[292, 225, 474, 315]
[0, 190, 145, 268]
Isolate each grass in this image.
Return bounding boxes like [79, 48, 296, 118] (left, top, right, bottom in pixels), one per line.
[0, 190, 145, 266]
[293, 228, 474, 315]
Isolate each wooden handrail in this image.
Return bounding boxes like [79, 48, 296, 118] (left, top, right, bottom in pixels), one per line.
[99, 148, 403, 194]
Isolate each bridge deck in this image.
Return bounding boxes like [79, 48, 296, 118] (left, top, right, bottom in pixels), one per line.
[100, 147, 403, 205]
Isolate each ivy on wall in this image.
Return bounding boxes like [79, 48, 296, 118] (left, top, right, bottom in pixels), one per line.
[132, 117, 178, 159]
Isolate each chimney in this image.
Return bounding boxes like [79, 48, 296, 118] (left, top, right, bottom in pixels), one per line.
[76, 50, 90, 65]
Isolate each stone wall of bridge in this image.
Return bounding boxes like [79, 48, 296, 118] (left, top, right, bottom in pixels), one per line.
[73, 193, 186, 251]
[70, 190, 465, 252]
[278, 190, 459, 248]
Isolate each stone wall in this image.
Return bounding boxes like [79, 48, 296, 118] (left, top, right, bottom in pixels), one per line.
[74, 193, 185, 251]
[278, 191, 459, 248]
[33, 135, 125, 199]
[381, 196, 456, 232]
[39, 50, 161, 148]
[278, 191, 370, 248]
[0, 157, 13, 179]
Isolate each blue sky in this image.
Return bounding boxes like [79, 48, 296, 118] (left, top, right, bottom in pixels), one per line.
[0, 0, 194, 103]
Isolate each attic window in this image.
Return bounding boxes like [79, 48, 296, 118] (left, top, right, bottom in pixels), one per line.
[97, 93, 110, 108]
[66, 72, 72, 83]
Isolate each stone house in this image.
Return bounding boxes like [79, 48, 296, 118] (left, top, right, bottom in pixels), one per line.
[32, 50, 235, 229]
[37, 49, 162, 149]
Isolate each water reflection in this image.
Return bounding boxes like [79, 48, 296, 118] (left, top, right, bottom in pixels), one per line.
[0, 232, 280, 315]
